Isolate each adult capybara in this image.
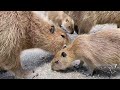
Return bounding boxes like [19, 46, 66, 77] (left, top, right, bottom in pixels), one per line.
[0, 11, 70, 78]
[64, 11, 120, 34]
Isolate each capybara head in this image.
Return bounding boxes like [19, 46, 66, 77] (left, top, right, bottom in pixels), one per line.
[51, 47, 76, 71]
[44, 25, 70, 54]
[61, 16, 74, 34]
[31, 12, 70, 54]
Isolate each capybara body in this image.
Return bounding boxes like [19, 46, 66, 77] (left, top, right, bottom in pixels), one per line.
[51, 28, 120, 75]
[65, 11, 120, 34]
[89, 24, 118, 34]
[41, 11, 75, 34]
[0, 11, 70, 78]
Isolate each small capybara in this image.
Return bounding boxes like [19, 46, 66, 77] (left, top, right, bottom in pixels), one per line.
[0, 11, 70, 78]
[51, 28, 120, 76]
[40, 11, 75, 34]
[64, 11, 120, 34]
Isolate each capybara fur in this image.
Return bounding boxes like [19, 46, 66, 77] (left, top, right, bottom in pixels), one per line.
[0, 11, 70, 78]
[42, 11, 75, 34]
[64, 11, 120, 34]
[89, 24, 118, 34]
[51, 28, 120, 75]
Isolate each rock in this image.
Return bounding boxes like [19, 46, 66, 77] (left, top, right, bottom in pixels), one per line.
[20, 48, 54, 70]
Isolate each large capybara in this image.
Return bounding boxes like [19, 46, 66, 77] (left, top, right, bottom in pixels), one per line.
[64, 11, 120, 34]
[40, 11, 75, 34]
[0, 11, 70, 78]
[51, 28, 120, 76]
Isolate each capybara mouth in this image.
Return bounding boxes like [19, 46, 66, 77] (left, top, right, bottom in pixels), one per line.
[52, 66, 76, 73]
[51, 65, 69, 72]
[70, 30, 74, 34]
[61, 26, 67, 32]
[60, 25, 70, 33]
[53, 69, 71, 73]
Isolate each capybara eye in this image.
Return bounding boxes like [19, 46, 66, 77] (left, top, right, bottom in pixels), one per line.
[50, 26, 55, 34]
[61, 35, 65, 38]
[69, 26, 71, 28]
[60, 25, 62, 27]
[61, 52, 67, 57]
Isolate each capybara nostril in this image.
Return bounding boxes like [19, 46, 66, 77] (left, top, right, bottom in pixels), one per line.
[55, 60, 59, 64]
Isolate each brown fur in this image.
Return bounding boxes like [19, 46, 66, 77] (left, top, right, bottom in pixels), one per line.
[45, 11, 75, 34]
[64, 11, 120, 34]
[0, 11, 70, 78]
[51, 28, 120, 75]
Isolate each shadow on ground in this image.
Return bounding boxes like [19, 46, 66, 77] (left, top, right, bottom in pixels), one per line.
[56, 65, 120, 78]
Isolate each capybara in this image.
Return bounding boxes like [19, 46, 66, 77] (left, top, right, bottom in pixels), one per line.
[40, 11, 75, 34]
[64, 11, 120, 34]
[0, 11, 70, 78]
[51, 28, 120, 75]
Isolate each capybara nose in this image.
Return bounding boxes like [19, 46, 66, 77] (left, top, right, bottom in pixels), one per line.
[54, 60, 59, 64]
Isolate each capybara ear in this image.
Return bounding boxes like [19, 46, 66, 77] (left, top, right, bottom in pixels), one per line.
[50, 26, 55, 34]
[66, 18, 69, 22]
[61, 52, 67, 57]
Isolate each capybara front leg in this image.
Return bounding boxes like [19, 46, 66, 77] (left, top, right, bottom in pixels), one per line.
[11, 61, 31, 79]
